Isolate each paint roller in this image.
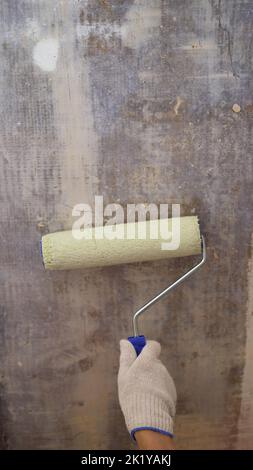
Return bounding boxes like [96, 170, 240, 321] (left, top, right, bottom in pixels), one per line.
[41, 216, 206, 354]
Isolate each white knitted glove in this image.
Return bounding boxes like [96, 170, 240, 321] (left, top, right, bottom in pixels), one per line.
[118, 339, 177, 439]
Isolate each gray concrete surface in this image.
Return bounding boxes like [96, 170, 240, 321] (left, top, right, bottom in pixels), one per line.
[0, 0, 253, 449]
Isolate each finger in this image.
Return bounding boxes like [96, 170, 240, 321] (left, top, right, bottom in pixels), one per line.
[119, 339, 137, 373]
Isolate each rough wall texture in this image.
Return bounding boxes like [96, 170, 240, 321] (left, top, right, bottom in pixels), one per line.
[0, 0, 253, 450]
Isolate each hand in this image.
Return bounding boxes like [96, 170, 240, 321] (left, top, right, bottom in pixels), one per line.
[118, 339, 177, 441]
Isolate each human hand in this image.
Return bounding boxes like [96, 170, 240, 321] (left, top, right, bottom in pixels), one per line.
[118, 339, 177, 440]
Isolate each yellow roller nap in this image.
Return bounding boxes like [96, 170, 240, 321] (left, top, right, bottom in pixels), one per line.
[41, 216, 201, 270]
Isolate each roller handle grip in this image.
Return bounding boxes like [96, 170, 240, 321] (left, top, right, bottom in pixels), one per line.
[128, 335, 146, 356]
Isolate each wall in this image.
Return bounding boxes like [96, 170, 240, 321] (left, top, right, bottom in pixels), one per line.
[0, 0, 253, 449]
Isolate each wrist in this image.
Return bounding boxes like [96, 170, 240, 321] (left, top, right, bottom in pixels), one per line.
[135, 429, 175, 450]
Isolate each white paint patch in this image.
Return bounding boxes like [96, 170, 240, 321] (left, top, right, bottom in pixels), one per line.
[76, 0, 161, 50]
[33, 38, 59, 72]
[236, 234, 253, 449]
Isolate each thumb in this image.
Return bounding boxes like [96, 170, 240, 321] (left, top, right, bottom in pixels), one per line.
[119, 339, 137, 373]
[139, 340, 161, 361]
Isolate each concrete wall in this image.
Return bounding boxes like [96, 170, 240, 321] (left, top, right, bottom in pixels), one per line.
[0, 0, 253, 449]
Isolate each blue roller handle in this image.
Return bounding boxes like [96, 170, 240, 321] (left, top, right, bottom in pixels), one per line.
[128, 335, 146, 356]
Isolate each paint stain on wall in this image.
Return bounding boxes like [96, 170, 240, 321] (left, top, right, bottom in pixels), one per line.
[120, 0, 161, 49]
[76, 0, 161, 51]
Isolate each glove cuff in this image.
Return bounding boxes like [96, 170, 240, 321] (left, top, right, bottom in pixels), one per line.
[124, 392, 174, 439]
